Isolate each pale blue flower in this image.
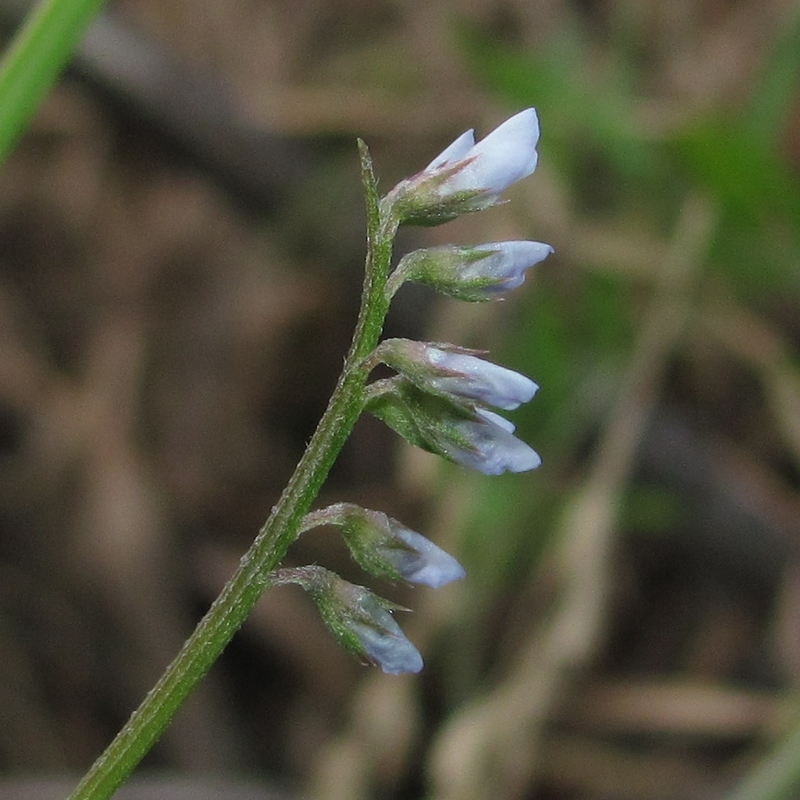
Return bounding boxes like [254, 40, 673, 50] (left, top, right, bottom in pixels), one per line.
[421, 343, 537, 410]
[302, 502, 466, 589]
[390, 240, 553, 301]
[272, 566, 423, 675]
[386, 108, 542, 224]
[366, 380, 542, 476]
[461, 241, 553, 295]
[444, 409, 541, 475]
[345, 588, 424, 675]
[373, 339, 538, 411]
[373, 519, 465, 588]
[426, 108, 540, 199]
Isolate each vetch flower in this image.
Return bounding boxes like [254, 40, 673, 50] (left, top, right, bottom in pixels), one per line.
[373, 339, 538, 411]
[344, 588, 423, 674]
[425, 108, 540, 195]
[443, 408, 541, 475]
[302, 502, 466, 588]
[367, 379, 542, 476]
[272, 566, 423, 675]
[391, 241, 553, 301]
[385, 108, 542, 225]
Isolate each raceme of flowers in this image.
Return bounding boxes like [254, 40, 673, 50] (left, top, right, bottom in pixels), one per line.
[276, 108, 552, 674]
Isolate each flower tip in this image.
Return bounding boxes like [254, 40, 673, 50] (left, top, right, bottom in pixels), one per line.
[408, 555, 467, 589]
[477, 408, 516, 433]
[389, 525, 467, 588]
[474, 107, 541, 188]
[355, 623, 424, 674]
[518, 107, 540, 130]
[469, 422, 542, 475]
[510, 108, 541, 151]
[509, 444, 542, 473]
[381, 645, 424, 675]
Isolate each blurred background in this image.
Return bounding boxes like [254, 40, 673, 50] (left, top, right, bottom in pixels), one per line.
[1, 0, 800, 799]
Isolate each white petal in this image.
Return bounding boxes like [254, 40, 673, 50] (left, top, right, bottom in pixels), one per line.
[475, 408, 516, 433]
[448, 415, 542, 475]
[350, 611, 424, 674]
[426, 347, 538, 410]
[474, 241, 554, 276]
[425, 129, 476, 171]
[389, 526, 467, 588]
[446, 108, 540, 196]
[465, 240, 553, 294]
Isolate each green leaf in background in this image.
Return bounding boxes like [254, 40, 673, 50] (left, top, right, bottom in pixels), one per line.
[0, 0, 109, 165]
[670, 120, 800, 230]
[458, 10, 800, 298]
[456, 23, 661, 186]
[745, 6, 800, 148]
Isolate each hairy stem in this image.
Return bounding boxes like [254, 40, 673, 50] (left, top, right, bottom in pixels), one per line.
[68, 141, 397, 800]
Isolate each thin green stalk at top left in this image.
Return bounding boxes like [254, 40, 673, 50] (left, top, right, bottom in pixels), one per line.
[0, 0, 109, 165]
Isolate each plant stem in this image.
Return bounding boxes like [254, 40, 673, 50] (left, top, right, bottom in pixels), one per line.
[0, 0, 109, 165]
[68, 141, 398, 800]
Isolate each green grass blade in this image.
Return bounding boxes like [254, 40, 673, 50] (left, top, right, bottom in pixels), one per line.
[0, 0, 109, 165]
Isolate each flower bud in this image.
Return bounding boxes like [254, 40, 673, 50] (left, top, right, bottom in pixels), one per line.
[385, 108, 541, 225]
[367, 380, 541, 475]
[395, 241, 553, 301]
[374, 339, 538, 410]
[273, 566, 423, 674]
[302, 502, 466, 588]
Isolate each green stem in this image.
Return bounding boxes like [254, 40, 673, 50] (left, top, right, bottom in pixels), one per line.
[68, 141, 398, 800]
[0, 0, 109, 165]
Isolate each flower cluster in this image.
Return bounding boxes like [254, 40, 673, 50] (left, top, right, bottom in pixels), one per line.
[285, 109, 552, 674]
